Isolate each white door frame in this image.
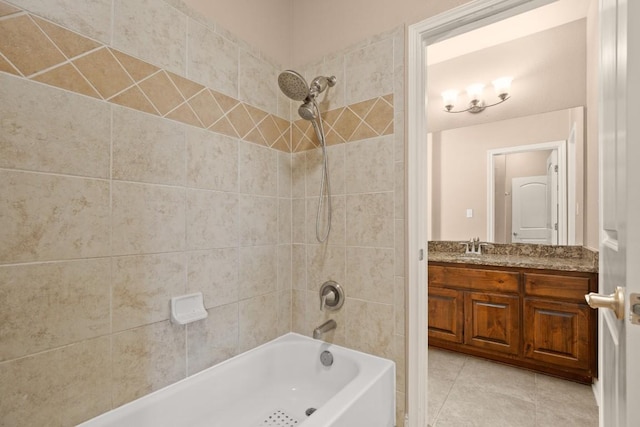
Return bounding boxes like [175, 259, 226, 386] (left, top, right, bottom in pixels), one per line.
[486, 140, 567, 244]
[406, 0, 555, 425]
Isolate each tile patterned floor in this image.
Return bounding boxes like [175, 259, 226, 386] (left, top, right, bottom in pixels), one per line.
[428, 348, 599, 427]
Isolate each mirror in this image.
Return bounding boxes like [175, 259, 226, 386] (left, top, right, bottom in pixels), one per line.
[425, 2, 597, 247]
[427, 107, 585, 245]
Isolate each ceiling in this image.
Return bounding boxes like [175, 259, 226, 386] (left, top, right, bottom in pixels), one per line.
[428, 0, 591, 65]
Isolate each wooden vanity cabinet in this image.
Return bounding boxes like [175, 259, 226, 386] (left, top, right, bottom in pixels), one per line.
[523, 272, 595, 371]
[428, 263, 598, 383]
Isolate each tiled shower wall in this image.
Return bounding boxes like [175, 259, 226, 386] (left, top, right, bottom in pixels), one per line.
[0, 0, 404, 426]
[289, 28, 407, 425]
[0, 0, 294, 424]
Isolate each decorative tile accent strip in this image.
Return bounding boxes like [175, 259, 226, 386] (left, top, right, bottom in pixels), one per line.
[0, 4, 291, 152]
[0, 1, 394, 153]
[292, 95, 394, 152]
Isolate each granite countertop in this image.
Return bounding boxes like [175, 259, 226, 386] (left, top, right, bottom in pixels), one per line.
[428, 241, 599, 273]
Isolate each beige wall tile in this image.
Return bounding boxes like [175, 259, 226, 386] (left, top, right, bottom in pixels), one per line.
[0, 336, 111, 426]
[31, 16, 101, 59]
[112, 182, 186, 255]
[279, 198, 292, 244]
[277, 244, 292, 291]
[306, 195, 346, 246]
[292, 198, 306, 244]
[0, 171, 110, 263]
[0, 2, 21, 17]
[345, 39, 393, 104]
[0, 259, 110, 362]
[291, 152, 306, 198]
[346, 246, 394, 304]
[277, 151, 292, 198]
[0, 54, 19, 75]
[186, 189, 239, 250]
[110, 85, 159, 115]
[238, 292, 278, 352]
[32, 63, 102, 98]
[187, 19, 238, 98]
[187, 248, 239, 309]
[186, 127, 238, 191]
[187, 303, 238, 375]
[346, 192, 394, 248]
[113, 0, 186, 75]
[138, 71, 185, 115]
[277, 289, 292, 336]
[10, 0, 111, 44]
[112, 253, 187, 332]
[238, 245, 277, 300]
[345, 135, 394, 194]
[239, 195, 278, 246]
[188, 89, 225, 128]
[308, 144, 345, 195]
[292, 244, 306, 290]
[111, 49, 160, 82]
[73, 47, 134, 99]
[113, 106, 186, 185]
[0, 74, 110, 178]
[238, 49, 277, 115]
[226, 104, 254, 139]
[0, 15, 63, 76]
[291, 289, 306, 334]
[239, 141, 278, 196]
[346, 299, 394, 359]
[112, 321, 186, 408]
[306, 245, 345, 292]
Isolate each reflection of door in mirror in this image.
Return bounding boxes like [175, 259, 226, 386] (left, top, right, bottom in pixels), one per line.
[489, 141, 568, 245]
[497, 149, 559, 245]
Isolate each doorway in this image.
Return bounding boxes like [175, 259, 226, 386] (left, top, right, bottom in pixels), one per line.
[405, 0, 599, 425]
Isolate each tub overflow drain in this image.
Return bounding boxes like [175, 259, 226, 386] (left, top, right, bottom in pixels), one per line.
[305, 408, 316, 417]
[320, 350, 333, 366]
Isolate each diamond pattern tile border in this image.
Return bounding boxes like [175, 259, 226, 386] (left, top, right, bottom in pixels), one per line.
[0, 1, 394, 153]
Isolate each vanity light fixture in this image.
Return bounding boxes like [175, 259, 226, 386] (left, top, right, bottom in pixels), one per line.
[442, 76, 513, 114]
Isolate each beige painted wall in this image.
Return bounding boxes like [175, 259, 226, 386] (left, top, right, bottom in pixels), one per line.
[182, 0, 293, 66]
[292, 0, 471, 66]
[429, 108, 585, 242]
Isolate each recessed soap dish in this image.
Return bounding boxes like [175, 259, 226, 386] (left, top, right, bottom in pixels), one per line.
[170, 292, 208, 325]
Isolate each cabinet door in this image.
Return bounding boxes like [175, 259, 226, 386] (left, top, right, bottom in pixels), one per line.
[428, 287, 463, 343]
[464, 292, 520, 355]
[523, 299, 590, 370]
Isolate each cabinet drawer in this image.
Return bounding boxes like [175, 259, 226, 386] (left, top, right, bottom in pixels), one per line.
[429, 265, 519, 293]
[524, 273, 592, 302]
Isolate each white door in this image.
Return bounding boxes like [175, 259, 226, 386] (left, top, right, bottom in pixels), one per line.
[587, 0, 640, 425]
[511, 176, 549, 243]
[546, 150, 559, 245]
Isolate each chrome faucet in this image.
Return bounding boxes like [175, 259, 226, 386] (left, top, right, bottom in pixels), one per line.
[461, 237, 489, 255]
[313, 319, 337, 340]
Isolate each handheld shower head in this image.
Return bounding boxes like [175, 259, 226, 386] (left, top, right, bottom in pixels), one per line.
[298, 101, 317, 121]
[278, 70, 309, 101]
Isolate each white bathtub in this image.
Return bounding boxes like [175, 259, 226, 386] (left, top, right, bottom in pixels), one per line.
[79, 333, 395, 427]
